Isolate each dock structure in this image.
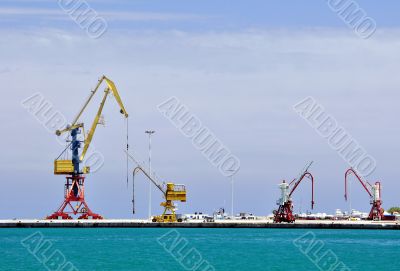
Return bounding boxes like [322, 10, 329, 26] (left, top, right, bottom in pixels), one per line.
[1, 220, 399, 230]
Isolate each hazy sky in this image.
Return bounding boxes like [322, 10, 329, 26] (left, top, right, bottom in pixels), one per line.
[1, 0, 399, 219]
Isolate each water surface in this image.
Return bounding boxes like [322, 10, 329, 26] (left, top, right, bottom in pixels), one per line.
[1, 228, 399, 270]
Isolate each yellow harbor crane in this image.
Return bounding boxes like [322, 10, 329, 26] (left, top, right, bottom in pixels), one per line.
[47, 75, 129, 220]
[54, 75, 128, 175]
[126, 151, 187, 223]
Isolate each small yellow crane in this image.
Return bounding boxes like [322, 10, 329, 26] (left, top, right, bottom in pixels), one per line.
[47, 75, 129, 220]
[126, 151, 187, 223]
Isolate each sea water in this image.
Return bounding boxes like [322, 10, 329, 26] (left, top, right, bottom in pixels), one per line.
[0, 228, 399, 270]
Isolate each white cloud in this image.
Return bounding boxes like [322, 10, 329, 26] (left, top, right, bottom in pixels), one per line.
[103, 11, 206, 22]
[0, 7, 205, 22]
[0, 7, 61, 15]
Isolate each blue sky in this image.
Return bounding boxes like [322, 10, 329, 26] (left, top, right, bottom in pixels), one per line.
[1, 0, 400, 30]
[0, 1, 400, 219]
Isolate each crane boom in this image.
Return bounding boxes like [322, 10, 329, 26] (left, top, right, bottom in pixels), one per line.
[71, 76, 106, 126]
[66, 76, 129, 133]
[56, 76, 128, 134]
[344, 168, 373, 200]
[104, 78, 128, 118]
[133, 166, 165, 196]
[125, 150, 165, 194]
[80, 77, 128, 161]
[290, 161, 313, 186]
[79, 89, 109, 161]
[54, 75, 128, 175]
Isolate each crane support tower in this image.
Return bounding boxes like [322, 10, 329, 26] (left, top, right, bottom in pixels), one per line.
[47, 76, 129, 220]
[125, 151, 187, 223]
[273, 162, 315, 223]
[344, 168, 383, 221]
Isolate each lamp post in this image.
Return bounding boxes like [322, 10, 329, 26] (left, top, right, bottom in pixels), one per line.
[145, 130, 155, 220]
[228, 170, 237, 219]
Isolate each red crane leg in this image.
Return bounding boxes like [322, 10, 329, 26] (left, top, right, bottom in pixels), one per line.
[46, 175, 103, 220]
[274, 201, 295, 223]
[368, 200, 384, 221]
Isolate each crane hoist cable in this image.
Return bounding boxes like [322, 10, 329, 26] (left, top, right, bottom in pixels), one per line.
[126, 117, 129, 188]
[132, 170, 135, 214]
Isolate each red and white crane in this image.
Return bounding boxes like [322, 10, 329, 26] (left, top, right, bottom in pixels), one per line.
[273, 162, 315, 223]
[344, 168, 383, 221]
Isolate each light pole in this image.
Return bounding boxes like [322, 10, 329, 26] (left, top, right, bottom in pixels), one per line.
[228, 170, 236, 219]
[145, 130, 155, 220]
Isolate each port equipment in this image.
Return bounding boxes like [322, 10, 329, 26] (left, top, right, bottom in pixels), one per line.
[126, 151, 187, 223]
[47, 76, 129, 220]
[273, 162, 315, 223]
[344, 168, 383, 220]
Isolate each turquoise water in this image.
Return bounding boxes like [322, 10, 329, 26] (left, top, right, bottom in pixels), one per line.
[0, 228, 399, 270]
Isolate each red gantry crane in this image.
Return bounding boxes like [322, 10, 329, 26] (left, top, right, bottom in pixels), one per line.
[344, 168, 383, 221]
[273, 162, 315, 223]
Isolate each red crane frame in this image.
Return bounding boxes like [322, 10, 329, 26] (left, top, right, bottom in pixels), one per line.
[344, 168, 383, 221]
[274, 171, 315, 223]
[46, 176, 103, 220]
